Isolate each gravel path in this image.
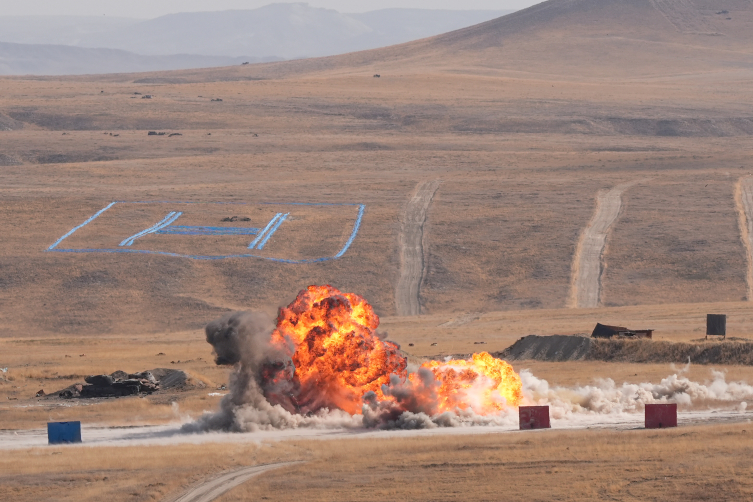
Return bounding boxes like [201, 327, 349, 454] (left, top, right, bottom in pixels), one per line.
[396, 180, 441, 316]
[169, 462, 302, 502]
[736, 176, 753, 300]
[569, 181, 641, 308]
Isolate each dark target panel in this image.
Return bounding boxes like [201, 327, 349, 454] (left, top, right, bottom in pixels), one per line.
[519, 406, 551, 430]
[645, 404, 677, 429]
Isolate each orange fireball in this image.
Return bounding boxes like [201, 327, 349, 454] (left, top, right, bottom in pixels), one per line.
[270, 285, 407, 414]
[419, 352, 523, 413]
[267, 285, 522, 417]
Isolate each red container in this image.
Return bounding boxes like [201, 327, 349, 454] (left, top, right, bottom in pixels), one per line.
[519, 406, 551, 430]
[645, 403, 677, 429]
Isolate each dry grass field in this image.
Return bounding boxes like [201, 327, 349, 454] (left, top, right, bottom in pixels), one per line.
[2, 424, 753, 502]
[3, 0, 753, 499]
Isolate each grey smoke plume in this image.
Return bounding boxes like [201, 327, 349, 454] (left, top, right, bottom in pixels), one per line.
[184, 311, 361, 432]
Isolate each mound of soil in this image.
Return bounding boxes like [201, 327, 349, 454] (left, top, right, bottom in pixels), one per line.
[495, 335, 593, 362]
[496, 335, 753, 366]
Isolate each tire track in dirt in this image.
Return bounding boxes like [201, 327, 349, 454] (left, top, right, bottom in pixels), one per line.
[396, 180, 441, 316]
[568, 180, 644, 309]
[735, 176, 753, 300]
[169, 462, 302, 502]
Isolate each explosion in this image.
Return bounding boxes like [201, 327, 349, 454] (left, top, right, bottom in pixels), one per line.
[199, 285, 523, 430]
[189, 285, 753, 433]
[266, 285, 408, 415]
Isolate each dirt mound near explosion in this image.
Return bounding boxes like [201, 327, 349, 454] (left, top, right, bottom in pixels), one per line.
[497, 335, 753, 366]
[495, 335, 593, 362]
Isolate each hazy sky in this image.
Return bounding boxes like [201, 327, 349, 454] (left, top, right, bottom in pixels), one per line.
[0, 0, 540, 18]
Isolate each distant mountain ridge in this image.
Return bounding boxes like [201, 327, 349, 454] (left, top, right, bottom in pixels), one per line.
[0, 42, 276, 76]
[0, 4, 512, 60]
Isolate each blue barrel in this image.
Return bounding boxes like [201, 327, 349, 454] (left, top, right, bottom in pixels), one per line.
[47, 421, 82, 444]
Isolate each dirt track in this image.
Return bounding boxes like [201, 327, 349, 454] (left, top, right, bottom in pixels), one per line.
[569, 181, 641, 308]
[736, 176, 753, 300]
[170, 462, 301, 502]
[396, 180, 441, 316]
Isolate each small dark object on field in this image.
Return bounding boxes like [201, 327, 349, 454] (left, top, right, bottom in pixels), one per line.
[36, 389, 45, 397]
[242, 62, 249, 65]
[169, 133, 182, 137]
[65, 354, 71, 358]
[431, 342, 437, 346]
[148, 131, 166, 136]
[717, 10, 729, 14]
[79, 354, 86, 357]
[134, 92, 142, 95]
[474, 341, 486, 345]
[252, 133, 258, 137]
[207, 133, 211, 135]
[373, 74, 381, 78]
[222, 216, 251, 222]
[157, 352, 165, 356]
[211, 98, 223, 102]
[408, 343, 414, 347]
[142, 95, 152, 99]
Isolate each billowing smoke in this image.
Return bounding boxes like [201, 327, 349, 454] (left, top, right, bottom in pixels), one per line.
[522, 366, 753, 420]
[184, 287, 753, 433]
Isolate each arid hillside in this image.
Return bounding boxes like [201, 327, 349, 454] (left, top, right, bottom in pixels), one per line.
[2, 0, 753, 338]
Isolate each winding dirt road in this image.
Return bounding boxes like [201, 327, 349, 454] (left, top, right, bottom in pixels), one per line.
[396, 180, 441, 316]
[169, 462, 301, 502]
[568, 180, 642, 308]
[736, 176, 753, 300]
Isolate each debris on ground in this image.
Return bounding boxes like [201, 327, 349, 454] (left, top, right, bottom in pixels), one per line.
[592, 323, 653, 339]
[53, 368, 193, 399]
[221, 216, 251, 222]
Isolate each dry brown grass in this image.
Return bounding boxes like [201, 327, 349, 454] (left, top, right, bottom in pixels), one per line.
[224, 424, 753, 502]
[3, 423, 753, 502]
[0, 441, 297, 502]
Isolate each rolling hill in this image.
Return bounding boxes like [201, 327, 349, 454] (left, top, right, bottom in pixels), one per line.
[2, 0, 753, 338]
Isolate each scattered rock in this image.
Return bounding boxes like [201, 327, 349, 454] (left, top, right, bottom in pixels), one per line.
[408, 343, 414, 347]
[431, 342, 438, 346]
[35, 389, 45, 397]
[142, 95, 152, 99]
[168, 133, 182, 137]
[211, 98, 223, 102]
[147, 131, 166, 136]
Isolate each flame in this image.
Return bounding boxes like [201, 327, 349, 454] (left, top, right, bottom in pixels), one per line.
[267, 285, 522, 416]
[418, 352, 523, 413]
[269, 285, 406, 414]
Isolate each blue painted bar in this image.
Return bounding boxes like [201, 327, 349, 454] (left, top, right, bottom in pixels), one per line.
[47, 202, 366, 263]
[48, 421, 82, 444]
[248, 213, 282, 249]
[158, 226, 260, 236]
[257, 213, 289, 250]
[120, 211, 182, 246]
[48, 202, 118, 250]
